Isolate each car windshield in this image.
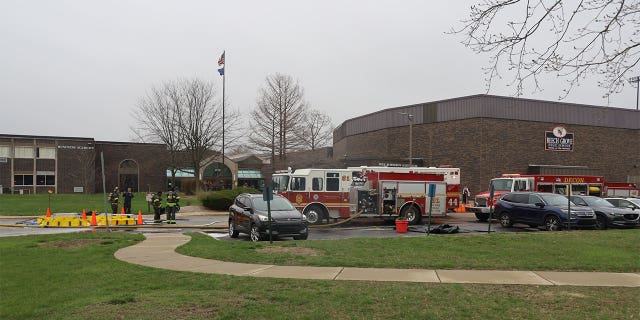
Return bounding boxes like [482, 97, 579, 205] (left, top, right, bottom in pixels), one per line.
[583, 197, 615, 207]
[540, 194, 574, 206]
[252, 197, 296, 211]
[490, 179, 513, 191]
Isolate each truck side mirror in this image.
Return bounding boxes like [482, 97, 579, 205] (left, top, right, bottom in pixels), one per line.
[535, 202, 545, 208]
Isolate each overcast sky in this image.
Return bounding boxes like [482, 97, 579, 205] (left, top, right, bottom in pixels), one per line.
[1, 0, 637, 142]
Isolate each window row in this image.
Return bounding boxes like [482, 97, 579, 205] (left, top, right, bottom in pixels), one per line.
[289, 173, 341, 192]
[0, 146, 56, 159]
[14, 174, 55, 186]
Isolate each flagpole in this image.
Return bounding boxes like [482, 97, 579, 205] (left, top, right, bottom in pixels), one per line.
[218, 51, 226, 187]
[222, 54, 225, 174]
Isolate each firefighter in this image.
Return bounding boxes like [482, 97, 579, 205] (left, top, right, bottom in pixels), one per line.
[122, 187, 134, 215]
[108, 187, 119, 214]
[165, 190, 180, 224]
[462, 186, 471, 204]
[152, 191, 163, 223]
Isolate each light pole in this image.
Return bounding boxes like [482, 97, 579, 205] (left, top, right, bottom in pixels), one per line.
[399, 112, 415, 166]
[629, 76, 639, 110]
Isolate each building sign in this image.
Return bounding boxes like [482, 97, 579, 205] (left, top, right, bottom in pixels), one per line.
[545, 126, 574, 151]
[57, 145, 94, 150]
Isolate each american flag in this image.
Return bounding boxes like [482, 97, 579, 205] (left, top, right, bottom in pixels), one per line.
[218, 51, 225, 66]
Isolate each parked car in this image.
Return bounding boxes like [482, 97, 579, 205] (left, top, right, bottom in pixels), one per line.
[604, 197, 640, 211]
[229, 193, 309, 242]
[494, 192, 596, 231]
[569, 195, 639, 229]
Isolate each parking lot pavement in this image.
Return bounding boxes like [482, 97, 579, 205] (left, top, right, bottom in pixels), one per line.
[0, 211, 544, 238]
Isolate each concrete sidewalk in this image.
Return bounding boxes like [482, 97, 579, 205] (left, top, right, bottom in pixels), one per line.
[114, 233, 640, 287]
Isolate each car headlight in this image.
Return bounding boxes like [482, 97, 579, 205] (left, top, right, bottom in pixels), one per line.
[301, 214, 308, 221]
[257, 215, 269, 222]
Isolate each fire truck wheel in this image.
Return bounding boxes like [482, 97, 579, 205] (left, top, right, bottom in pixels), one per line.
[304, 205, 325, 225]
[401, 205, 421, 225]
[544, 215, 561, 231]
[498, 212, 513, 228]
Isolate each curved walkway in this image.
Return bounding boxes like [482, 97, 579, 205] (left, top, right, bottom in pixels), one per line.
[115, 233, 640, 287]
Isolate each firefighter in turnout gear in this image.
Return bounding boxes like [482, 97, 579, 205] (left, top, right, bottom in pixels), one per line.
[166, 190, 180, 224]
[152, 191, 163, 223]
[108, 187, 119, 214]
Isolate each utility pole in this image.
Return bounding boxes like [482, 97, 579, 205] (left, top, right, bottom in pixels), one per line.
[629, 76, 639, 110]
[399, 112, 415, 166]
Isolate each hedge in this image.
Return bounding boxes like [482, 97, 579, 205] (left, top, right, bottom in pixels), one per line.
[198, 187, 261, 211]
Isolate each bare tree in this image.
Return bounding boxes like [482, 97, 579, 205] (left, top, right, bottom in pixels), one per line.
[132, 80, 184, 188]
[297, 109, 334, 150]
[248, 73, 308, 169]
[452, 0, 640, 99]
[133, 78, 240, 192]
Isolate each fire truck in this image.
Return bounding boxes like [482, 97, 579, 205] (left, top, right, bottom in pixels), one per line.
[272, 166, 460, 225]
[468, 174, 605, 222]
[604, 182, 640, 198]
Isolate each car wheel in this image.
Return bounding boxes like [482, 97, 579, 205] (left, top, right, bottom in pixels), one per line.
[250, 224, 262, 242]
[228, 220, 239, 238]
[304, 205, 325, 225]
[544, 215, 561, 231]
[594, 214, 607, 230]
[401, 205, 422, 225]
[293, 232, 309, 240]
[499, 212, 513, 228]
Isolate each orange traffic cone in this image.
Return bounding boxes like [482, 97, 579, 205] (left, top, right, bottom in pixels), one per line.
[46, 207, 51, 218]
[121, 207, 125, 215]
[90, 210, 97, 226]
[137, 210, 144, 225]
[81, 209, 87, 225]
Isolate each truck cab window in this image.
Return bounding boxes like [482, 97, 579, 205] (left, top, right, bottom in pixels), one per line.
[326, 172, 340, 191]
[312, 178, 323, 191]
[291, 177, 306, 191]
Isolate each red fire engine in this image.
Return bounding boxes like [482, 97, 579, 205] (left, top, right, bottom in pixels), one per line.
[272, 166, 460, 225]
[468, 174, 605, 221]
[604, 182, 640, 198]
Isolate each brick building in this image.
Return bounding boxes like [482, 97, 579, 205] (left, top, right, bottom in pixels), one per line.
[0, 135, 168, 194]
[330, 94, 640, 196]
[3, 95, 638, 195]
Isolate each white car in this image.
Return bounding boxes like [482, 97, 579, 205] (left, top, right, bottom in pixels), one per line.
[604, 197, 640, 210]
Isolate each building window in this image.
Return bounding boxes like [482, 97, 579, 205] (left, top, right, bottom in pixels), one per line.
[0, 145, 10, 157]
[37, 175, 55, 186]
[14, 175, 34, 186]
[14, 146, 34, 158]
[36, 147, 55, 159]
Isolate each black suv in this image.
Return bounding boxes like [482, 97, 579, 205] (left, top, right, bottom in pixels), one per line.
[229, 193, 309, 241]
[494, 192, 596, 230]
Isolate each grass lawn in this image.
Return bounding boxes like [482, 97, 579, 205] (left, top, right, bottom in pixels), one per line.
[178, 229, 640, 272]
[1, 232, 638, 320]
[0, 193, 202, 216]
